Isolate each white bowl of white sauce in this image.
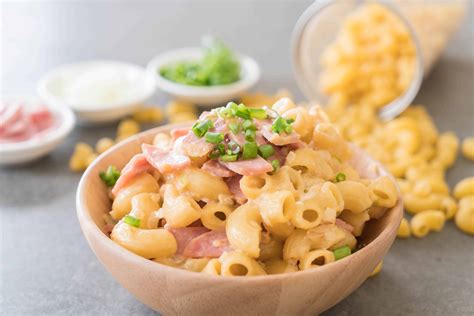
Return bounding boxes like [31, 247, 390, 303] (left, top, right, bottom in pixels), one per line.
[38, 60, 156, 123]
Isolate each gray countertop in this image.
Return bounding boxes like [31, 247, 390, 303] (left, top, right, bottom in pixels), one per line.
[1, 1, 473, 315]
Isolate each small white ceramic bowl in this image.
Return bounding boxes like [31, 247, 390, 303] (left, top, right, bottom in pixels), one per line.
[0, 96, 75, 166]
[38, 60, 156, 124]
[147, 48, 260, 106]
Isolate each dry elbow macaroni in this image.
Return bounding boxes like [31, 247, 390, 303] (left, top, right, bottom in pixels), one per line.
[103, 99, 399, 276]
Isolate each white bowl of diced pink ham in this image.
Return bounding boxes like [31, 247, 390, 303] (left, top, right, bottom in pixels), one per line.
[0, 96, 75, 166]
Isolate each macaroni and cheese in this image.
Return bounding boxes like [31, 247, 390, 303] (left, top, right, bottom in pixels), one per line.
[102, 99, 399, 276]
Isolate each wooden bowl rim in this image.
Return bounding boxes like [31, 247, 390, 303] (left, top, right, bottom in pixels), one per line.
[76, 124, 403, 283]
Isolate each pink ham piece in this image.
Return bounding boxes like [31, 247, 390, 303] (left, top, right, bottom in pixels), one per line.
[225, 175, 247, 204]
[170, 127, 189, 141]
[166, 226, 210, 255]
[202, 160, 236, 178]
[142, 143, 191, 174]
[220, 156, 273, 176]
[261, 124, 300, 146]
[173, 131, 213, 157]
[111, 154, 152, 196]
[183, 230, 232, 258]
[335, 218, 354, 233]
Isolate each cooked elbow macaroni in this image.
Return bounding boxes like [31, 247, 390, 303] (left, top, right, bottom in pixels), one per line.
[103, 99, 399, 276]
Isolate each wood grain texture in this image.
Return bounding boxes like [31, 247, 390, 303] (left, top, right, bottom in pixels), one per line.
[76, 124, 403, 316]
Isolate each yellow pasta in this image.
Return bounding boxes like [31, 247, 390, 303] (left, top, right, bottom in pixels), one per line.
[173, 167, 230, 201]
[282, 229, 312, 261]
[133, 107, 164, 123]
[257, 190, 296, 227]
[397, 218, 411, 238]
[370, 261, 383, 277]
[95, 137, 115, 154]
[410, 210, 446, 238]
[336, 181, 372, 214]
[453, 177, 474, 200]
[201, 202, 233, 231]
[116, 119, 140, 141]
[159, 184, 201, 227]
[298, 250, 335, 270]
[369, 176, 398, 208]
[461, 137, 474, 160]
[202, 259, 222, 276]
[219, 252, 266, 276]
[455, 196, 474, 235]
[111, 223, 177, 259]
[111, 173, 160, 220]
[226, 203, 262, 258]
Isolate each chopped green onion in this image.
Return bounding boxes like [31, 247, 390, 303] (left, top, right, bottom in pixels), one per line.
[216, 143, 225, 155]
[333, 245, 351, 260]
[245, 129, 256, 142]
[242, 119, 256, 131]
[219, 107, 233, 118]
[234, 103, 250, 119]
[99, 166, 121, 187]
[226, 101, 238, 111]
[227, 141, 241, 154]
[249, 108, 268, 119]
[242, 142, 258, 160]
[221, 154, 238, 162]
[271, 116, 289, 134]
[258, 144, 275, 159]
[192, 119, 214, 137]
[286, 118, 295, 124]
[124, 215, 141, 227]
[271, 159, 280, 172]
[209, 150, 221, 159]
[335, 172, 346, 182]
[205, 132, 224, 144]
[229, 122, 241, 135]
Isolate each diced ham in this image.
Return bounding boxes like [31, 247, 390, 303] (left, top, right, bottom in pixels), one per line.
[111, 154, 152, 195]
[29, 107, 53, 131]
[142, 143, 191, 174]
[183, 230, 232, 258]
[335, 218, 354, 233]
[170, 127, 189, 141]
[173, 132, 213, 157]
[166, 226, 210, 255]
[213, 118, 228, 134]
[261, 124, 300, 146]
[225, 175, 247, 204]
[0, 103, 22, 129]
[220, 156, 273, 176]
[202, 160, 236, 178]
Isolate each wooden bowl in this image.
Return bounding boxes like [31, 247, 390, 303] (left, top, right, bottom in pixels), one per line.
[76, 124, 403, 316]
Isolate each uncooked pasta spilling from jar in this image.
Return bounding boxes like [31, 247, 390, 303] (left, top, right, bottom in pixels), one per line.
[319, 3, 416, 110]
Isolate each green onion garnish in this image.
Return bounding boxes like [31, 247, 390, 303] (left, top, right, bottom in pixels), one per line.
[234, 103, 251, 119]
[249, 108, 268, 119]
[227, 141, 241, 155]
[333, 245, 351, 260]
[209, 150, 220, 159]
[271, 159, 280, 172]
[335, 172, 346, 182]
[218, 107, 233, 118]
[124, 215, 141, 227]
[242, 142, 258, 160]
[205, 132, 224, 144]
[99, 166, 121, 187]
[245, 129, 256, 142]
[221, 154, 238, 162]
[242, 119, 256, 131]
[229, 122, 241, 135]
[286, 118, 295, 124]
[258, 144, 275, 159]
[192, 120, 214, 137]
[271, 116, 293, 134]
